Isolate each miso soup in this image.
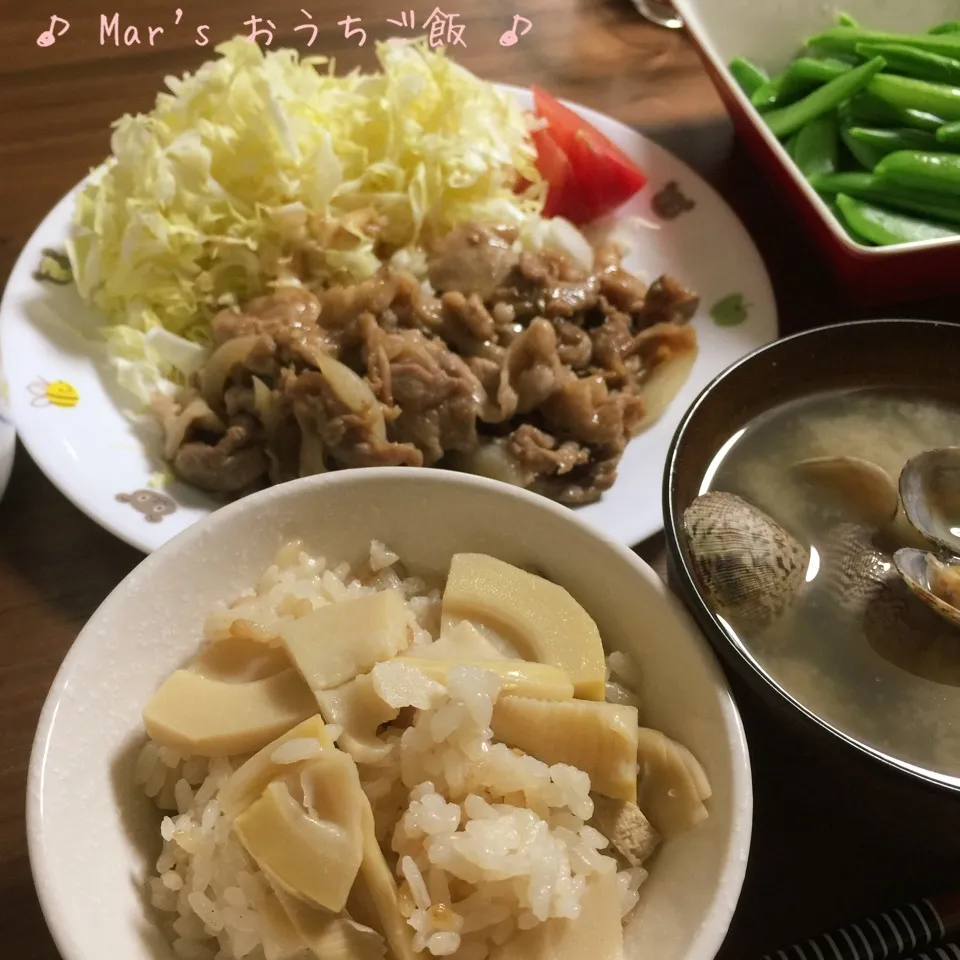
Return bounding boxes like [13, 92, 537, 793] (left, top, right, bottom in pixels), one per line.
[702, 387, 960, 781]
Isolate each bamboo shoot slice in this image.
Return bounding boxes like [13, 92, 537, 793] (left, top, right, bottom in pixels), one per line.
[399, 658, 574, 700]
[257, 885, 307, 959]
[441, 554, 605, 700]
[190, 635, 292, 682]
[143, 668, 316, 757]
[273, 887, 386, 960]
[315, 674, 398, 764]
[408, 620, 510, 661]
[354, 797, 417, 960]
[491, 696, 639, 802]
[280, 589, 410, 692]
[233, 751, 364, 913]
[635, 727, 709, 839]
[671, 740, 712, 802]
[488, 870, 624, 960]
[220, 714, 333, 818]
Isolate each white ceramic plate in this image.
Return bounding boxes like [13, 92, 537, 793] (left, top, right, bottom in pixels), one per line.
[0, 354, 14, 502]
[0, 87, 777, 554]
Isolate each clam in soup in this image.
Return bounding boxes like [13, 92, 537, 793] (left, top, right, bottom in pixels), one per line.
[685, 387, 960, 783]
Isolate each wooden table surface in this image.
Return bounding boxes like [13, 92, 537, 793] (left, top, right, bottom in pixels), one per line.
[2, 1, 958, 957]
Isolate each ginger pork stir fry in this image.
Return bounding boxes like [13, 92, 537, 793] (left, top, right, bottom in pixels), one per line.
[153, 223, 699, 505]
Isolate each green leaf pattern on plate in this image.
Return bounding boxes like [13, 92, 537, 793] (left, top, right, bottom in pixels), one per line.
[710, 293, 751, 327]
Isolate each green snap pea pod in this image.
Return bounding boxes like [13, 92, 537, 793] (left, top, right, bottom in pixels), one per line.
[837, 12, 859, 28]
[847, 126, 940, 157]
[841, 91, 946, 132]
[809, 172, 874, 196]
[752, 58, 851, 110]
[840, 124, 885, 170]
[823, 198, 852, 238]
[729, 56, 769, 97]
[807, 26, 960, 59]
[806, 46, 861, 65]
[855, 42, 960, 85]
[936, 120, 960, 147]
[835, 193, 957, 244]
[751, 73, 803, 110]
[868, 74, 960, 121]
[929, 21, 960, 36]
[832, 199, 876, 244]
[763, 56, 886, 139]
[785, 131, 801, 161]
[810, 171, 960, 225]
[875, 150, 960, 197]
[789, 57, 852, 82]
[793, 113, 840, 177]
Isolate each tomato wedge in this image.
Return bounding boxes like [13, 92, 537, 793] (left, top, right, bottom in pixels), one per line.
[530, 85, 648, 225]
[530, 127, 593, 223]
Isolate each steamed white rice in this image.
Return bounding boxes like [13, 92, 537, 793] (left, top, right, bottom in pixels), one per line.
[135, 540, 648, 960]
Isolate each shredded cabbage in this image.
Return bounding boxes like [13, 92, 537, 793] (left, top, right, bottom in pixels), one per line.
[66, 36, 544, 405]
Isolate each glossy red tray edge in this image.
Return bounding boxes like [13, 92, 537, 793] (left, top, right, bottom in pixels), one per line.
[691, 42, 960, 306]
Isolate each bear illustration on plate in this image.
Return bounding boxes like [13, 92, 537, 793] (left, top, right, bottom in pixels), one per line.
[116, 489, 177, 523]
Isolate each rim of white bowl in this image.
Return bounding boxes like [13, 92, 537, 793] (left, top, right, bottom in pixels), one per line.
[27, 467, 753, 960]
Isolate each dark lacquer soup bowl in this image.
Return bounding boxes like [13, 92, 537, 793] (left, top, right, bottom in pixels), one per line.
[664, 318, 960, 852]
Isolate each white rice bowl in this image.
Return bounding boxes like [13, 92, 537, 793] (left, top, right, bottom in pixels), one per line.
[136, 540, 647, 960]
[28, 469, 752, 960]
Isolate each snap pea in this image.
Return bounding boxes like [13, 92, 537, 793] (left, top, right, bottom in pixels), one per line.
[840, 124, 885, 170]
[835, 193, 957, 244]
[751, 74, 806, 111]
[868, 74, 960, 121]
[936, 120, 960, 148]
[751, 58, 850, 110]
[855, 42, 960, 85]
[811, 172, 875, 195]
[729, 56, 769, 97]
[785, 131, 801, 161]
[822, 197, 849, 234]
[807, 46, 861, 65]
[832, 199, 876, 244]
[847, 126, 940, 157]
[929, 21, 960, 36]
[875, 150, 960, 197]
[787, 57, 852, 89]
[763, 56, 886, 139]
[841, 91, 946, 132]
[810, 171, 960, 225]
[793, 57, 856, 79]
[793, 114, 840, 177]
[837, 12, 859, 28]
[807, 26, 960, 59]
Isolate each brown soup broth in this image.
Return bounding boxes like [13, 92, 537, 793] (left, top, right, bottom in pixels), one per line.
[703, 387, 960, 779]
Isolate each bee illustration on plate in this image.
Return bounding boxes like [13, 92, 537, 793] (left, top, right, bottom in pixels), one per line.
[28, 377, 79, 408]
[116, 489, 178, 523]
[33, 248, 73, 285]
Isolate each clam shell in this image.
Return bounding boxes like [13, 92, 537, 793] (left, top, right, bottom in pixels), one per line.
[894, 548, 960, 631]
[791, 455, 899, 528]
[899, 447, 960, 554]
[864, 573, 960, 686]
[812, 528, 960, 683]
[815, 523, 896, 618]
[682, 491, 810, 629]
